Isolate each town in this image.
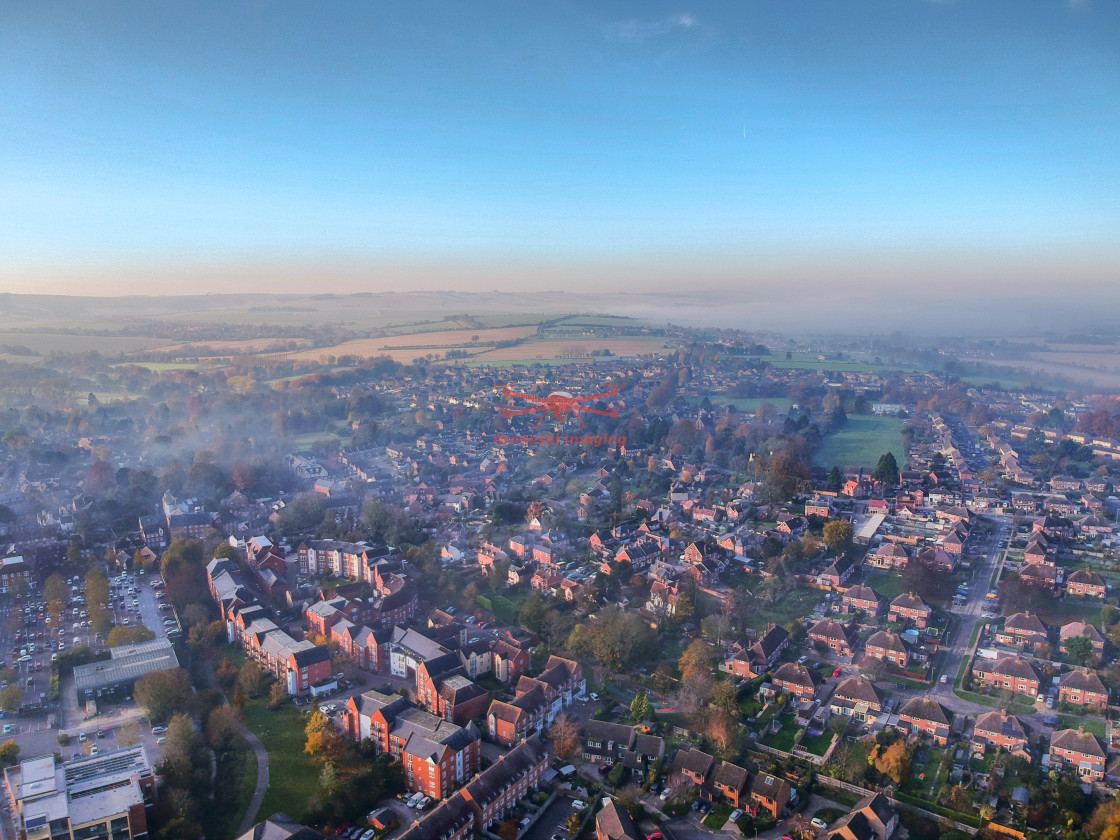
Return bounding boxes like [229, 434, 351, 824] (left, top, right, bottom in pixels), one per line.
[0, 315, 1118, 840]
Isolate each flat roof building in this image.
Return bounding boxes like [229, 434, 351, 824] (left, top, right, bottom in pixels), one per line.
[73, 640, 179, 700]
[4, 746, 156, 840]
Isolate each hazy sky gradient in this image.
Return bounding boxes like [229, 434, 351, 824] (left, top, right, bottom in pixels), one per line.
[1, 1, 1117, 296]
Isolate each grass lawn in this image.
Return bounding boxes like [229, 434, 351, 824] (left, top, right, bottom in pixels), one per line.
[1038, 601, 1104, 627]
[687, 395, 794, 414]
[760, 716, 800, 752]
[954, 688, 1036, 714]
[702, 802, 734, 830]
[864, 571, 906, 600]
[800, 730, 834, 756]
[747, 587, 821, 632]
[244, 699, 322, 822]
[1057, 714, 1107, 738]
[906, 747, 946, 800]
[814, 415, 905, 470]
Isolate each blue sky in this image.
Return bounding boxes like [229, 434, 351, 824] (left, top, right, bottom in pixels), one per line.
[1, 1, 1117, 296]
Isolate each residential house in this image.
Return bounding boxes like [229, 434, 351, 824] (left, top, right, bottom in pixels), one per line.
[1060, 621, 1106, 655]
[840, 584, 882, 618]
[457, 736, 551, 831]
[864, 631, 909, 668]
[826, 793, 898, 840]
[972, 710, 1030, 759]
[1050, 727, 1107, 781]
[1059, 670, 1109, 712]
[748, 773, 792, 820]
[771, 662, 821, 699]
[809, 618, 857, 658]
[721, 626, 789, 678]
[971, 656, 1041, 699]
[830, 677, 886, 722]
[897, 697, 953, 744]
[889, 593, 931, 628]
[1067, 568, 1107, 599]
[595, 801, 641, 840]
[996, 612, 1049, 651]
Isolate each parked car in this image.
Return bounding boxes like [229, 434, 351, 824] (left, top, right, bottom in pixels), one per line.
[152, 725, 168, 734]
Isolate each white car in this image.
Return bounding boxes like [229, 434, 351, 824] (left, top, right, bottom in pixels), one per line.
[811, 817, 828, 829]
[571, 800, 586, 810]
[659, 789, 672, 801]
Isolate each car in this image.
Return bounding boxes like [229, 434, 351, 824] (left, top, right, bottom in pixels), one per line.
[940, 675, 948, 684]
[79, 732, 87, 742]
[571, 800, 586, 810]
[1045, 696, 1054, 708]
[1043, 715, 1059, 726]
[729, 811, 743, 823]
[798, 655, 809, 665]
[358, 831, 375, 840]
[417, 796, 431, 810]
[833, 668, 843, 677]
[156, 737, 166, 745]
[647, 834, 664, 840]
[89, 745, 99, 755]
[2, 724, 10, 735]
[811, 817, 828, 829]
[659, 788, 672, 801]
[96, 730, 106, 738]
[152, 725, 168, 734]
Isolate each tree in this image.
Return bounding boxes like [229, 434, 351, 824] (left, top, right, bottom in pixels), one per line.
[238, 661, 270, 699]
[566, 813, 582, 836]
[1065, 634, 1094, 667]
[305, 707, 347, 765]
[678, 638, 712, 683]
[948, 784, 972, 812]
[1087, 796, 1120, 840]
[0, 740, 19, 766]
[117, 722, 141, 747]
[268, 682, 287, 709]
[43, 574, 69, 605]
[518, 591, 546, 632]
[214, 658, 238, 691]
[549, 712, 580, 760]
[134, 668, 193, 722]
[872, 452, 900, 486]
[607, 762, 625, 788]
[497, 821, 519, 840]
[822, 520, 853, 551]
[653, 664, 674, 695]
[0, 685, 23, 712]
[873, 740, 911, 785]
[206, 705, 243, 750]
[710, 681, 739, 719]
[827, 466, 844, 493]
[629, 693, 651, 723]
[107, 625, 156, 646]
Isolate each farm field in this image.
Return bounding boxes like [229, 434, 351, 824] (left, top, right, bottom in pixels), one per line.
[980, 356, 1120, 390]
[814, 415, 905, 470]
[284, 325, 540, 362]
[0, 331, 170, 355]
[150, 337, 313, 355]
[763, 353, 914, 374]
[470, 336, 673, 361]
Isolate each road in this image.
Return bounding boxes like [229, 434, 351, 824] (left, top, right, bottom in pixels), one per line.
[928, 515, 1013, 716]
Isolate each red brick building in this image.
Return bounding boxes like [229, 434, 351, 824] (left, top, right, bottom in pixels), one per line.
[1050, 727, 1106, 781]
[1066, 568, 1107, 599]
[1059, 670, 1109, 711]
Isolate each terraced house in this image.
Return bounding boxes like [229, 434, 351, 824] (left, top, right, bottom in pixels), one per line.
[459, 736, 551, 831]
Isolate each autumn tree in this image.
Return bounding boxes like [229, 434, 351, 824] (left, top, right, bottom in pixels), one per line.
[710, 681, 739, 719]
[679, 638, 712, 683]
[548, 712, 580, 760]
[238, 661, 270, 699]
[822, 519, 853, 551]
[0, 686, 25, 712]
[0, 740, 19, 766]
[305, 707, 347, 765]
[1087, 796, 1120, 840]
[268, 682, 287, 709]
[872, 740, 911, 785]
[44, 574, 69, 604]
[107, 626, 156, 646]
[629, 692, 651, 723]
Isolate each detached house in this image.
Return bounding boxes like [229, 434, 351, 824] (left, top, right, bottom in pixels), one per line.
[721, 625, 789, 679]
[889, 593, 931, 629]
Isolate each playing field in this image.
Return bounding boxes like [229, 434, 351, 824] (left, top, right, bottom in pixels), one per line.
[815, 415, 905, 470]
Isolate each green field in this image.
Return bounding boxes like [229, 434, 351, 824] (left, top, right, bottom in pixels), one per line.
[244, 700, 322, 822]
[815, 415, 905, 470]
[688, 395, 793, 413]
